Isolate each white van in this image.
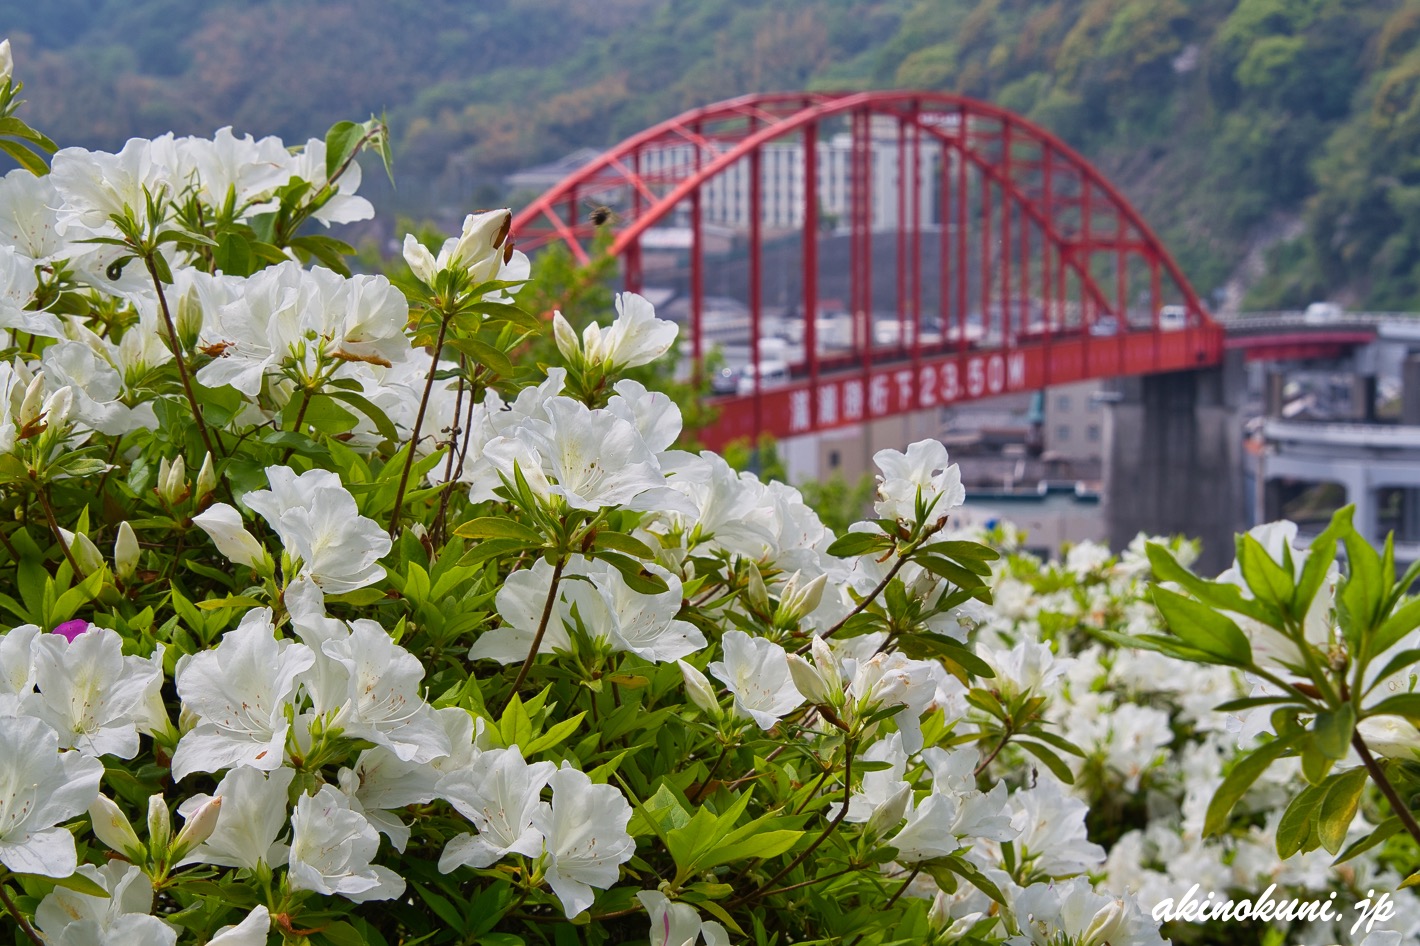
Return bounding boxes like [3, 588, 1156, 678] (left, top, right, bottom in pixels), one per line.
[1158, 305, 1187, 331]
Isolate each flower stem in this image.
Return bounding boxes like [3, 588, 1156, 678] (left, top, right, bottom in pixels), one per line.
[143, 254, 218, 462]
[35, 483, 82, 577]
[0, 877, 43, 946]
[691, 741, 733, 804]
[1352, 730, 1420, 847]
[975, 725, 1014, 777]
[882, 864, 922, 911]
[735, 741, 854, 905]
[502, 554, 567, 712]
[390, 310, 452, 537]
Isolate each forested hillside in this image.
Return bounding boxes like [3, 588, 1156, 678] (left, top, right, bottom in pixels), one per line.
[4, 0, 1420, 309]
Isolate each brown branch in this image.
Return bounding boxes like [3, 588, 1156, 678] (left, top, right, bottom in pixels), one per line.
[0, 879, 43, 946]
[502, 555, 567, 712]
[1352, 730, 1420, 847]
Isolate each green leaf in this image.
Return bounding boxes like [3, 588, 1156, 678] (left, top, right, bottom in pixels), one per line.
[447, 336, 515, 378]
[1237, 534, 1295, 610]
[1276, 779, 1330, 858]
[324, 120, 363, 181]
[826, 531, 892, 558]
[1204, 734, 1298, 837]
[598, 550, 670, 594]
[0, 138, 49, 175]
[700, 828, 804, 869]
[1017, 738, 1075, 783]
[1371, 598, 1420, 662]
[1318, 766, 1369, 855]
[324, 389, 400, 442]
[1150, 585, 1254, 667]
[1364, 693, 1420, 721]
[592, 531, 656, 560]
[1313, 704, 1356, 760]
[1335, 816, 1402, 864]
[1146, 542, 1280, 625]
[454, 517, 544, 544]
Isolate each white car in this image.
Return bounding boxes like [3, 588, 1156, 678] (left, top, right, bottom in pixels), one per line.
[736, 360, 791, 394]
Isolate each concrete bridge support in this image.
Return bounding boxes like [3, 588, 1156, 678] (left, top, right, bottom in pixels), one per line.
[1104, 351, 1247, 575]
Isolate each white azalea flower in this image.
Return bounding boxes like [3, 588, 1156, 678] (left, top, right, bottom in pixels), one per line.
[338, 744, 443, 853]
[1008, 878, 1165, 946]
[25, 626, 163, 758]
[606, 378, 683, 454]
[706, 630, 804, 730]
[889, 781, 1015, 863]
[191, 503, 267, 568]
[34, 862, 175, 946]
[1005, 778, 1106, 877]
[288, 784, 405, 902]
[558, 292, 678, 371]
[830, 733, 910, 825]
[317, 618, 450, 763]
[50, 138, 173, 239]
[243, 465, 391, 596]
[0, 621, 40, 713]
[471, 556, 576, 664]
[170, 608, 314, 780]
[437, 746, 554, 871]
[979, 640, 1069, 699]
[176, 767, 294, 870]
[0, 716, 104, 877]
[485, 396, 665, 512]
[873, 439, 965, 525]
[637, 890, 730, 946]
[402, 209, 514, 286]
[171, 127, 291, 215]
[535, 764, 636, 918]
[283, 138, 375, 226]
[206, 906, 272, 946]
[558, 559, 705, 663]
[0, 39, 11, 84]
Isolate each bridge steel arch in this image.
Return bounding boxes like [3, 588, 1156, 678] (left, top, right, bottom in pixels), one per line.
[513, 91, 1225, 450]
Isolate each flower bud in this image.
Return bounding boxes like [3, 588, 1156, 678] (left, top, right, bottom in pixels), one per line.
[158, 455, 189, 505]
[775, 571, 827, 626]
[17, 373, 44, 429]
[401, 233, 437, 286]
[552, 311, 581, 364]
[195, 452, 217, 505]
[59, 528, 104, 576]
[114, 522, 139, 580]
[146, 795, 172, 857]
[745, 564, 770, 616]
[88, 795, 144, 859]
[677, 659, 721, 719]
[865, 782, 912, 840]
[169, 795, 222, 862]
[176, 286, 204, 352]
[1081, 898, 1128, 946]
[787, 653, 834, 706]
[0, 39, 12, 85]
[191, 504, 266, 569]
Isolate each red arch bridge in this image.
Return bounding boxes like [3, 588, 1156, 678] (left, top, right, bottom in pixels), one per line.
[512, 91, 1227, 450]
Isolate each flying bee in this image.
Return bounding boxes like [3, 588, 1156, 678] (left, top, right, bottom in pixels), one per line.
[584, 201, 620, 227]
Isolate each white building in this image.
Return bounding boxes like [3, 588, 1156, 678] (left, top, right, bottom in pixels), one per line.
[630, 117, 942, 233]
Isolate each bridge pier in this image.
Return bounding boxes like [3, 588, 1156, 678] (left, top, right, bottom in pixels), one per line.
[1104, 350, 1247, 574]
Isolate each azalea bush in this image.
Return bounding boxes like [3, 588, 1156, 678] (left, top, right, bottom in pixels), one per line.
[979, 531, 1420, 946]
[0, 40, 1176, 946]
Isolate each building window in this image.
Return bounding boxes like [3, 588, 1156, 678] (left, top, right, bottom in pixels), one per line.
[1056, 425, 1070, 442]
[1087, 424, 1101, 442]
[828, 450, 841, 469]
[1056, 395, 1071, 411]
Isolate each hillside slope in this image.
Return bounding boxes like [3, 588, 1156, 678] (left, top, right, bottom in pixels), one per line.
[4, 0, 1420, 308]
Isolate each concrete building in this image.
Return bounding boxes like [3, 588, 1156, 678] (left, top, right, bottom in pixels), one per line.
[1043, 380, 1107, 462]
